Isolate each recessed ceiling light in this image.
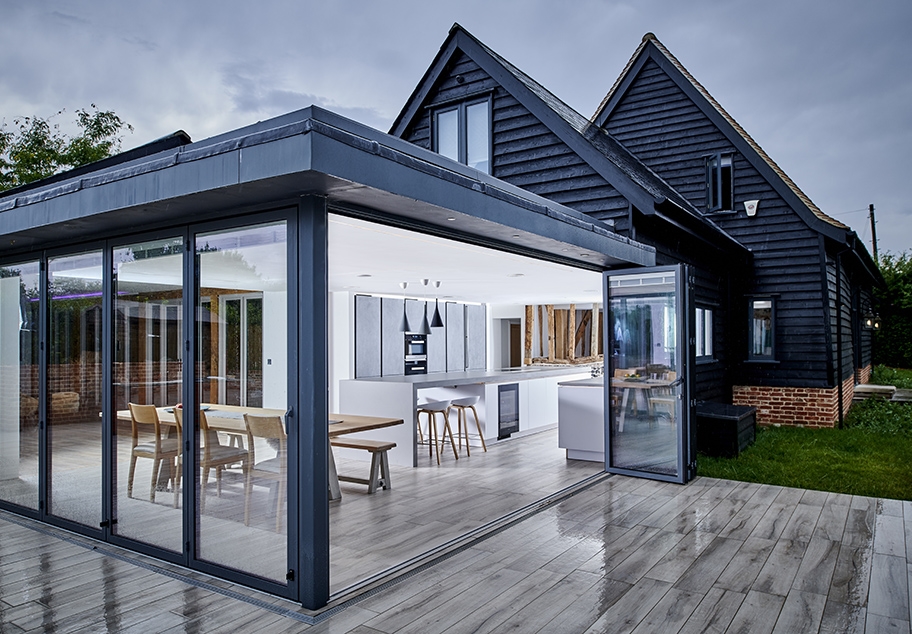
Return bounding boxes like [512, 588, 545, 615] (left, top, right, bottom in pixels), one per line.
[580, 253, 589, 257]
[447, 217, 456, 221]
[508, 273, 525, 278]
[357, 274, 372, 278]
[562, 248, 569, 252]
[512, 234, 521, 238]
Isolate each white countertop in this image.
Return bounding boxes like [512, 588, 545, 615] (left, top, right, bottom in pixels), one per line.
[347, 365, 596, 389]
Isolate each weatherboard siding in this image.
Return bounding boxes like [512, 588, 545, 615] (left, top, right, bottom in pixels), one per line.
[401, 52, 632, 233]
[602, 58, 832, 388]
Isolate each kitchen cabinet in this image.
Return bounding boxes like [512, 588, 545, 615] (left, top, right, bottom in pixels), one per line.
[354, 295, 381, 378]
[381, 298, 404, 376]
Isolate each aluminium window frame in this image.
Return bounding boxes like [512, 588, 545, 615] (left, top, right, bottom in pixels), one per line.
[705, 152, 734, 213]
[748, 297, 776, 362]
[431, 95, 493, 174]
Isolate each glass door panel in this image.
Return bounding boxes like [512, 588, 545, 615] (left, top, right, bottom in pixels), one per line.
[112, 237, 184, 551]
[0, 261, 40, 509]
[48, 251, 104, 526]
[605, 266, 689, 482]
[195, 221, 288, 583]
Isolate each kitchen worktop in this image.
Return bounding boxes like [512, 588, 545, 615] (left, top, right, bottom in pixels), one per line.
[350, 365, 598, 388]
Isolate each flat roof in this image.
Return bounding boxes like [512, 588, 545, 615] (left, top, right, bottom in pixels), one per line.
[0, 106, 654, 269]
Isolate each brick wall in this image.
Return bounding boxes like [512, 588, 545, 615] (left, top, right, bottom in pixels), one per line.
[856, 364, 872, 385]
[733, 375, 855, 428]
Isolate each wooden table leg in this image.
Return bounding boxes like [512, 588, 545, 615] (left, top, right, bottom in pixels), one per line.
[328, 441, 342, 501]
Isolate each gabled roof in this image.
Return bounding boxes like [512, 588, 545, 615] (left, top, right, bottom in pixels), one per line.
[592, 33, 849, 234]
[391, 24, 747, 255]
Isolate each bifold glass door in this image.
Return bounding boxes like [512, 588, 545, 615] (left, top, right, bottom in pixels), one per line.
[195, 221, 289, 584]
[112, 237, 184, 552]
[604, 265, 693, 483]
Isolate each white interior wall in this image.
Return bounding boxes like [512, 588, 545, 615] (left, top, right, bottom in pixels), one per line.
[0, 278, 21, 480]
[261, 290, 288, 409]
[328, 292, 354, 413]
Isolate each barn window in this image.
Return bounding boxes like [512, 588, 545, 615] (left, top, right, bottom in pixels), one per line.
[695, 306, 713, 359]
[706, 153, 733, 212]
[749, 299, 775, 360]
[432, 97, 491, 174]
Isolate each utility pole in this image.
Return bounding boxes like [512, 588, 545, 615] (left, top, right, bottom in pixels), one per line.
[869, 203, 878, 262]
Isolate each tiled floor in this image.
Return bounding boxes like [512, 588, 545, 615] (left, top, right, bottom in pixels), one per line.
[1, 475, 909, 633]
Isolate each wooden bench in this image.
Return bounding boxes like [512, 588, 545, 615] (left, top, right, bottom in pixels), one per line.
[329, 438, 396, 493]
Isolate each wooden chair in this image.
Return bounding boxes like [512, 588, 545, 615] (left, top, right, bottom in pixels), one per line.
[127, 403, 181, 507]
[176, 408, 249, 512]
[242, 413, 287, 532]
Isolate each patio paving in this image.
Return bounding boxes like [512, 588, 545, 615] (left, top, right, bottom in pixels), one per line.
[0, 475, 909, 633]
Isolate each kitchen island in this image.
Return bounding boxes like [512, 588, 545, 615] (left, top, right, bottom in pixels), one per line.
[338, 366, 593, 466]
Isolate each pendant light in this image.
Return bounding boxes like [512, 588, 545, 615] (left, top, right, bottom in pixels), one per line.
[399, 282, 412, 332]
[419, 303, 432, 335]
[430, 281, 444, 327]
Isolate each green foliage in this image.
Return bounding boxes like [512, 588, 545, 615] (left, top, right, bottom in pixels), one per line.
[0, 105, 132, 192]
[871, 364, 912, 389]
[698, 424, 912, 500]
[844, 396, 912, 434]
[873, 251, 912, 367]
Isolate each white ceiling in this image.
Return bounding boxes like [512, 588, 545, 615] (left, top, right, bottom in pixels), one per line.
[328, 215, 604, 306]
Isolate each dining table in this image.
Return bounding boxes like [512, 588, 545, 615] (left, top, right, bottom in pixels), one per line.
[116, 404, 404, 500]
[610, 378, 674, 431]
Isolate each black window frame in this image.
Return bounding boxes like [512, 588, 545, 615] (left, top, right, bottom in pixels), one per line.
[431, 96, 492, 174]
[695, 305, 714, 361]
[748, 297, 776, 361]
[705, 153, 733, 213]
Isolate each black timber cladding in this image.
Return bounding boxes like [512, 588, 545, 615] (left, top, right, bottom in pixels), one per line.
[401, 50, 633, 231]
[601, 57, 834, 388]
[397, 43, 743, 402]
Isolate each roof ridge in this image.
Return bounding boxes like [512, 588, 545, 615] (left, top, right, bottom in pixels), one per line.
[596, 33, 848, 232]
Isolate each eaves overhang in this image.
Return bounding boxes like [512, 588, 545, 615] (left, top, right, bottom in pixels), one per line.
[0, 106, 654, 270]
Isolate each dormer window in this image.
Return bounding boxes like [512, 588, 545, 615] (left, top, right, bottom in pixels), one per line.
[433, 98, 491, 174]
[706, 153, 733, 212]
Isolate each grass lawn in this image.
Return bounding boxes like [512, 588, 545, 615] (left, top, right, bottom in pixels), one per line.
[697, 366, 912, 501]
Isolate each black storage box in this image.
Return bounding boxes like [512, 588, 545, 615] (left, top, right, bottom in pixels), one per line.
[696, 402, 757, 458]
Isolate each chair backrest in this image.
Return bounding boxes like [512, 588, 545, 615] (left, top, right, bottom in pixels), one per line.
[243, 414, 286, 441]
[128, 403, 161, 444]
[171, 407, 185, 435]
[243, 414, 287, 469]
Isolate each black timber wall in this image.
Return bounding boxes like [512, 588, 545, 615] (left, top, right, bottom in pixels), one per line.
[603, 58, 832, 388]
[400, 51, 733, 401]
[402, 52, 632, 233]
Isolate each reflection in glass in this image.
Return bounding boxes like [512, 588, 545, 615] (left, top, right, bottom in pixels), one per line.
[466, 101, 490, 173]
[48, 251, 104, 526]
[112, 237, 184, 551]
[751, 300, 773, 358]
[609, 272, 679, 477]
[0, 261, 40, 508]
[195, 221, 287, 583]
[435, 108, 458, 162]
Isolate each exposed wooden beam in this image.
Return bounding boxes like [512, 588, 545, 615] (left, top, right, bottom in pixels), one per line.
[568, 304, 576, 361]
[590, 304, 600, 359]
[524, 305, 533, 365]
[546, 305, 555, 362]
[537, 305, 544, 357]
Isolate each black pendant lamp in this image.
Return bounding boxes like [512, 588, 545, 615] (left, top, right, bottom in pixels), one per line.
[399, 282, 412, 332]
[430, 281, 444, 327]
[419, 303, 432, 335]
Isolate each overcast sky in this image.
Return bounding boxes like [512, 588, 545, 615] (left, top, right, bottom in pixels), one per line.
[2, 0, 909, 256]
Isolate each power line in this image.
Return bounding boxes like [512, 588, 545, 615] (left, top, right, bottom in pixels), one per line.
[833, 207, 868, 216]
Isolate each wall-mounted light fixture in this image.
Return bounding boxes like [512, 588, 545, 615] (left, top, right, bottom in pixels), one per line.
[860, 297, 882, 331]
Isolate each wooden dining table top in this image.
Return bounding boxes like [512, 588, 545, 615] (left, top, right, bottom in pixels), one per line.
[116, 404, 403, 436]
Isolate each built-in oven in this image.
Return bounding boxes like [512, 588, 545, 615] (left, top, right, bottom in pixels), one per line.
[404, 334, 428, 375]
[405, 333, 427, 358]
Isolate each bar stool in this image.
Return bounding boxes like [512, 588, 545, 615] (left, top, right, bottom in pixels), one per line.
[447, 396, 487, 456]
[416, 400, 457, 465]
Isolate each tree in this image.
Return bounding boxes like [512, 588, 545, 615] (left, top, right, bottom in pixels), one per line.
[0, 105, 132, 192]
[873, 250, 912, 368]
